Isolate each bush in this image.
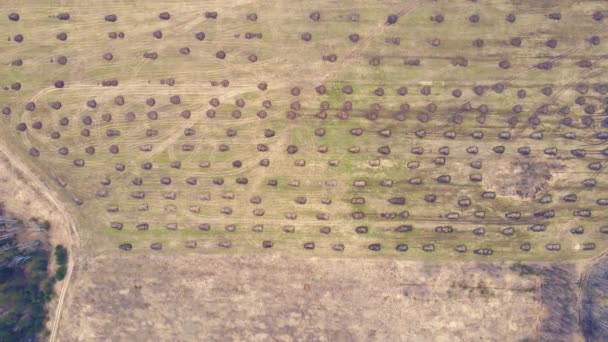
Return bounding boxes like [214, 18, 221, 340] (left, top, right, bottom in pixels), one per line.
[55, 266, 67, 281]
[54, 245, 68, 266]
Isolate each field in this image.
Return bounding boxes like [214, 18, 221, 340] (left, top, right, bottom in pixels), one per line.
[1, 0, 608, 340]
[1, 0, 608, 261]
[1, 2, 608, 259]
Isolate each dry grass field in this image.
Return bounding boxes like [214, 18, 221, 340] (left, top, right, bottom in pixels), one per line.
[1, 0, 606, 260]
[58, 254, 549, 341]
[1, 0, 608, 340]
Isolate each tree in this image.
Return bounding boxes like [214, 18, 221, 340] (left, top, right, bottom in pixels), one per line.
[54, 245, 68, 266]
[55, 265, 67, 281]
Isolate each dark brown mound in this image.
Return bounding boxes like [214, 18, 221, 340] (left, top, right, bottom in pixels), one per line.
[147, 111, 158, 120]
[59, 117, 70, 126]
[593, 11, 604, 21]
[101, 52, 113, 61]
[548, 12, 561, 20]
[57, 147, 69, 155]
[11, 59, 22, 66]
[220, 80, 229, 87]
[421, 86, 431, 96]
[429, 13, 444, 23]
[82, 116, 93, 125]
[257, 144, 269, 152]
[57, 55, 68, 65]
[536, 61, 553, 70]
[57, 13, 70, 20]
[469, 14, 480, 23]
[342, 85, 353, 94]
[375, 87, 384, 96]
[235, 98, 245, 107]
[31, 121, 42, 129]
[10, 83, 21, 91]
[506, 13, 516, 23]
[108, 32, 117, 39]
[109, 145, 119, 154]
[452, 56, 468, 67]
[170, 95, 181, 104]
[576, 84, 589, 94]
[54, 80, 64, 88]
[578, 59, 592, 68]
[16, 123, 27, 131]
[86, 99, 96, 108]
[102, 113, 112, 122]
[315, 85, 326, 94]
[56, 32, 67, 41]
[430, 38, 440, 47]
[105, 14, 117, 22]
[405, 58, 420, 66]
[301, 32, 312, 41]
[499, 60, 511, 69]
[29, 148, 40, 157]
[125, 112, 136, 121]
[146, 98, 156, 107]
[369, 56, 381, 65]
[25, 102, 36, 111]
[248, 54, 257, 62]
[517, 89, 526, 98]
[205, 11, 218, 19]
[114, 96, 125, 105]
[258, 82, 268, 90]
[206, 109, 216, 118]
[286, 145, 298, 154]
[179, 47, 190, 55]
[159, 12, 170, 20]
[590, 36, 601, 45]
[387, 14, 398, 24]
[349, 33, 360, 42]
[452, 89, 462, 97]
[143, 52, 158, 59]
[73, 159, 84, 167]
[492, 83, 505, 94]
[290, 87, 301, 96]
[215, 50, 226, 59]
[310, 11, 320, 21]
[231, 110, 241, 119]
[1, 107, 10, 115]
[85, 146, 95, 155]
[247, 13, 257, 21]
[262, 100, 272, 108]
[510, 37, 522, 47]
[472, 39, 484, 48]
[195, 32, 206, 41]
[8, 13, 19, 21]
[512, 104, 523, 113]
[546, 38, 558, 48]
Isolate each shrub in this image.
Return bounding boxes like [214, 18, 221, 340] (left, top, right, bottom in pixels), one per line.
[38, 220, 51, 231]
